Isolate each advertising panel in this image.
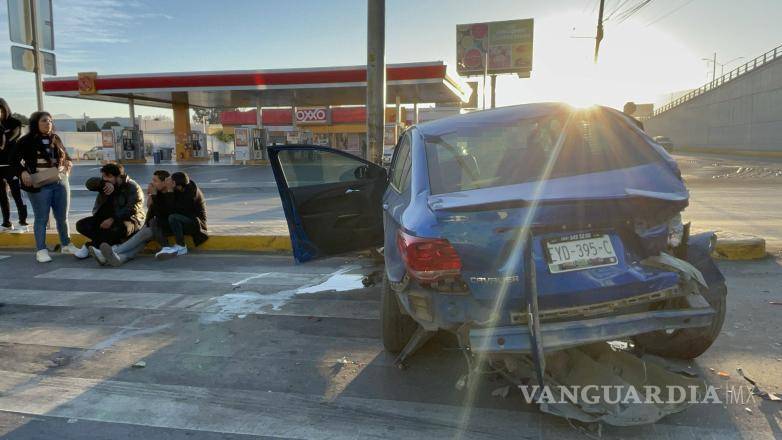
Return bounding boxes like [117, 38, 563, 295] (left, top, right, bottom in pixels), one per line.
[456, 18, 533, 76]
[100, 129, 114, 148]
[234, 127, 250, 161]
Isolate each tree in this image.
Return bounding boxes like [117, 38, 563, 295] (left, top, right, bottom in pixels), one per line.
[83, 121, 100, 132]
[214, 130, 234, 143]
[192, 108, 237, 124]
[11, 113, 28, 126]
[101, 121, 121, 130]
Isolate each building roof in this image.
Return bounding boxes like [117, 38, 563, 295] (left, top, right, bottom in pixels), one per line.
[43, 62, 472, 109]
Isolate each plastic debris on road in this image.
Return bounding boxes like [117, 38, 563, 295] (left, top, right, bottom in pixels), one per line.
[737, 368, 782, 402]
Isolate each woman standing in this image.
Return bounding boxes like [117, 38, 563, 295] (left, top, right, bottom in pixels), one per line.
[0, 98, 28, 232]
[17, 111, 81, 262]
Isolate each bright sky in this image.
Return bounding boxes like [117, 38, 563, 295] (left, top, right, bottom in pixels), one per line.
[0, 0, 780, 119]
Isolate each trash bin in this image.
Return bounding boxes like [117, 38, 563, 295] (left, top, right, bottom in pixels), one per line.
[213, 151, 219, 163]
[153, 151, 161, 164]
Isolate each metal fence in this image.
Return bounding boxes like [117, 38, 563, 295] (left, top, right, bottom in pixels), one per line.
[652, 44, 782, 117]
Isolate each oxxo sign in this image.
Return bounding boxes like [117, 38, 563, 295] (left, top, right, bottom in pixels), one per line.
[295, 107, 330, 125]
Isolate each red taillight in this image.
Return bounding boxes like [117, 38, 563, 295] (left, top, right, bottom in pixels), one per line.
[396, 231, 462, 282]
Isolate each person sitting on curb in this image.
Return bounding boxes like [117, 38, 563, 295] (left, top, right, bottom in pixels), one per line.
[155, 171, 208, 259]
[74, 163, 145, 261]
[99, 169, 175, 266]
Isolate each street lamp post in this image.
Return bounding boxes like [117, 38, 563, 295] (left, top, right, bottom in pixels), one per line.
[702, 54, 745, 80]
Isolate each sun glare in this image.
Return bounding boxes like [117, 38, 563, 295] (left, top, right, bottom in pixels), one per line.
[494, 9, 703, 110]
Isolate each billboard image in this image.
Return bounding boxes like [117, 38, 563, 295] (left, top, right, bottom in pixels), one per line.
[456, 19, 533, 76]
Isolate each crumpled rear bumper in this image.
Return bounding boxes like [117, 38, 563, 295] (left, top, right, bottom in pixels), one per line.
[469, 295, 715, 354]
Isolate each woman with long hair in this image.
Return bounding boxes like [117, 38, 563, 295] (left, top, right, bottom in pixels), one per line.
[17, 111, 80, 262]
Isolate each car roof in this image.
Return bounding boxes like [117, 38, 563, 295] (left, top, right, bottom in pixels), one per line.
[416, 102, 589, 137]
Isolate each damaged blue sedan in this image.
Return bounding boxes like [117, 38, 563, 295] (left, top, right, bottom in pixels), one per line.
[268, 103, 726, 369]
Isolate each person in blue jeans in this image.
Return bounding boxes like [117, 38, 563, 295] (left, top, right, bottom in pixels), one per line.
[17, 111, 80, 262]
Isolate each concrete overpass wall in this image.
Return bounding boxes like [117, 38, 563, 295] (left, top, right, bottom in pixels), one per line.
[645, 54, 782, 153]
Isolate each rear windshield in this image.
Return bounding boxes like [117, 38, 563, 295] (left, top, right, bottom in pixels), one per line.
[425, 109, 661, 195]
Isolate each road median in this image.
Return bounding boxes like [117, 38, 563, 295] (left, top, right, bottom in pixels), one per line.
[713, 232, 767, 260]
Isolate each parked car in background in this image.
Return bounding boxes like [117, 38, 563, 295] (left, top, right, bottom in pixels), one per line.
[653, 136, 674, 153]
[269, 103, 726, 366]
[82, 146, 104, 160]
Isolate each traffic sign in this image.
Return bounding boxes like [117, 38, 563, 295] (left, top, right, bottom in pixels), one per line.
[7, 0, 54, 50]
[10, 45, 55, 75]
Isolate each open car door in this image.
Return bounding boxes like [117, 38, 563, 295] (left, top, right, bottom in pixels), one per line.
[268, 145, 388, 262]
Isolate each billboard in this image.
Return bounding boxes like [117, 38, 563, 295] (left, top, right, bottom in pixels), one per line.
[456, 19, 533, 77]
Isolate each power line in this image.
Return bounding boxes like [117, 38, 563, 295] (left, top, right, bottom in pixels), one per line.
[606, 0, 632, 21]
[614, 0, 655, 24]
[645, 0, 697, 26]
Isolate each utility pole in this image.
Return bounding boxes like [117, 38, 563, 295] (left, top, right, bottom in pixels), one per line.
[711, 52, 716, 81]
[594, 0, 605, 63]
[366, 0, 385, 165]
[482, 52, 488, 110]
[490, 75, 496, 108]
[29, 0, 44, 110]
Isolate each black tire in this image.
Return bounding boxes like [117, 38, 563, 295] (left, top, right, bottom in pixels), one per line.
[381, 275, 418, 353]
[633, 282, 727, 359]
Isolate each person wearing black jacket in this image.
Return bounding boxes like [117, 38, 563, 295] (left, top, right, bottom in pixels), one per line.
[17, 111, 77, 263]
[74, 162, 145, 261]
[155, 171, 208, 259]
[0, 98, 28, 232]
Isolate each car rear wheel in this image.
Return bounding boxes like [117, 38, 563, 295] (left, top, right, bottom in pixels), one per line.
[633, 282, 727, 359]
[381, 275, 418, 353]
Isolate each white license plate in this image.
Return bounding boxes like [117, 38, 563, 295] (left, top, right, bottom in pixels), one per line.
[545, 233, 618, 273]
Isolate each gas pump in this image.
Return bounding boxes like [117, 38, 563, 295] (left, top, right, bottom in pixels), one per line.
[120, 128, 144, 161]
[251, 128, 266, 160]
[189, 132, 206, 158]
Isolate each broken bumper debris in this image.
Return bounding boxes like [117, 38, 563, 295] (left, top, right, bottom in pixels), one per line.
[469, 295, 716, 354]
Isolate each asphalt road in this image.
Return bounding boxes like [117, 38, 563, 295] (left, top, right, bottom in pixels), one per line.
[0, 251, 780, 439]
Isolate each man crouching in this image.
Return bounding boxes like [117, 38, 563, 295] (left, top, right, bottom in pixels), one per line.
[73, 163, 144, 260]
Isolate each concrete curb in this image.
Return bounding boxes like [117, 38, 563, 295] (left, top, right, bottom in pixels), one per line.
[712, 233, 767, 260]
[0, 233, 291, 253]
[1, 231, 766, 260]
[674, 146, 782, 158]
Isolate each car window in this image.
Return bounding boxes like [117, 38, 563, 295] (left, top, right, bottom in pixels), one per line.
[390, 133, 411, 192]
[399, 135, 413, 192]
[277, 149, 368, 188]
[425, 108, 662, 195]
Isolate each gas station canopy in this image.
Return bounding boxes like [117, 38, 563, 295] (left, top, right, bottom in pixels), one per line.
[42, 61, 471, 108]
